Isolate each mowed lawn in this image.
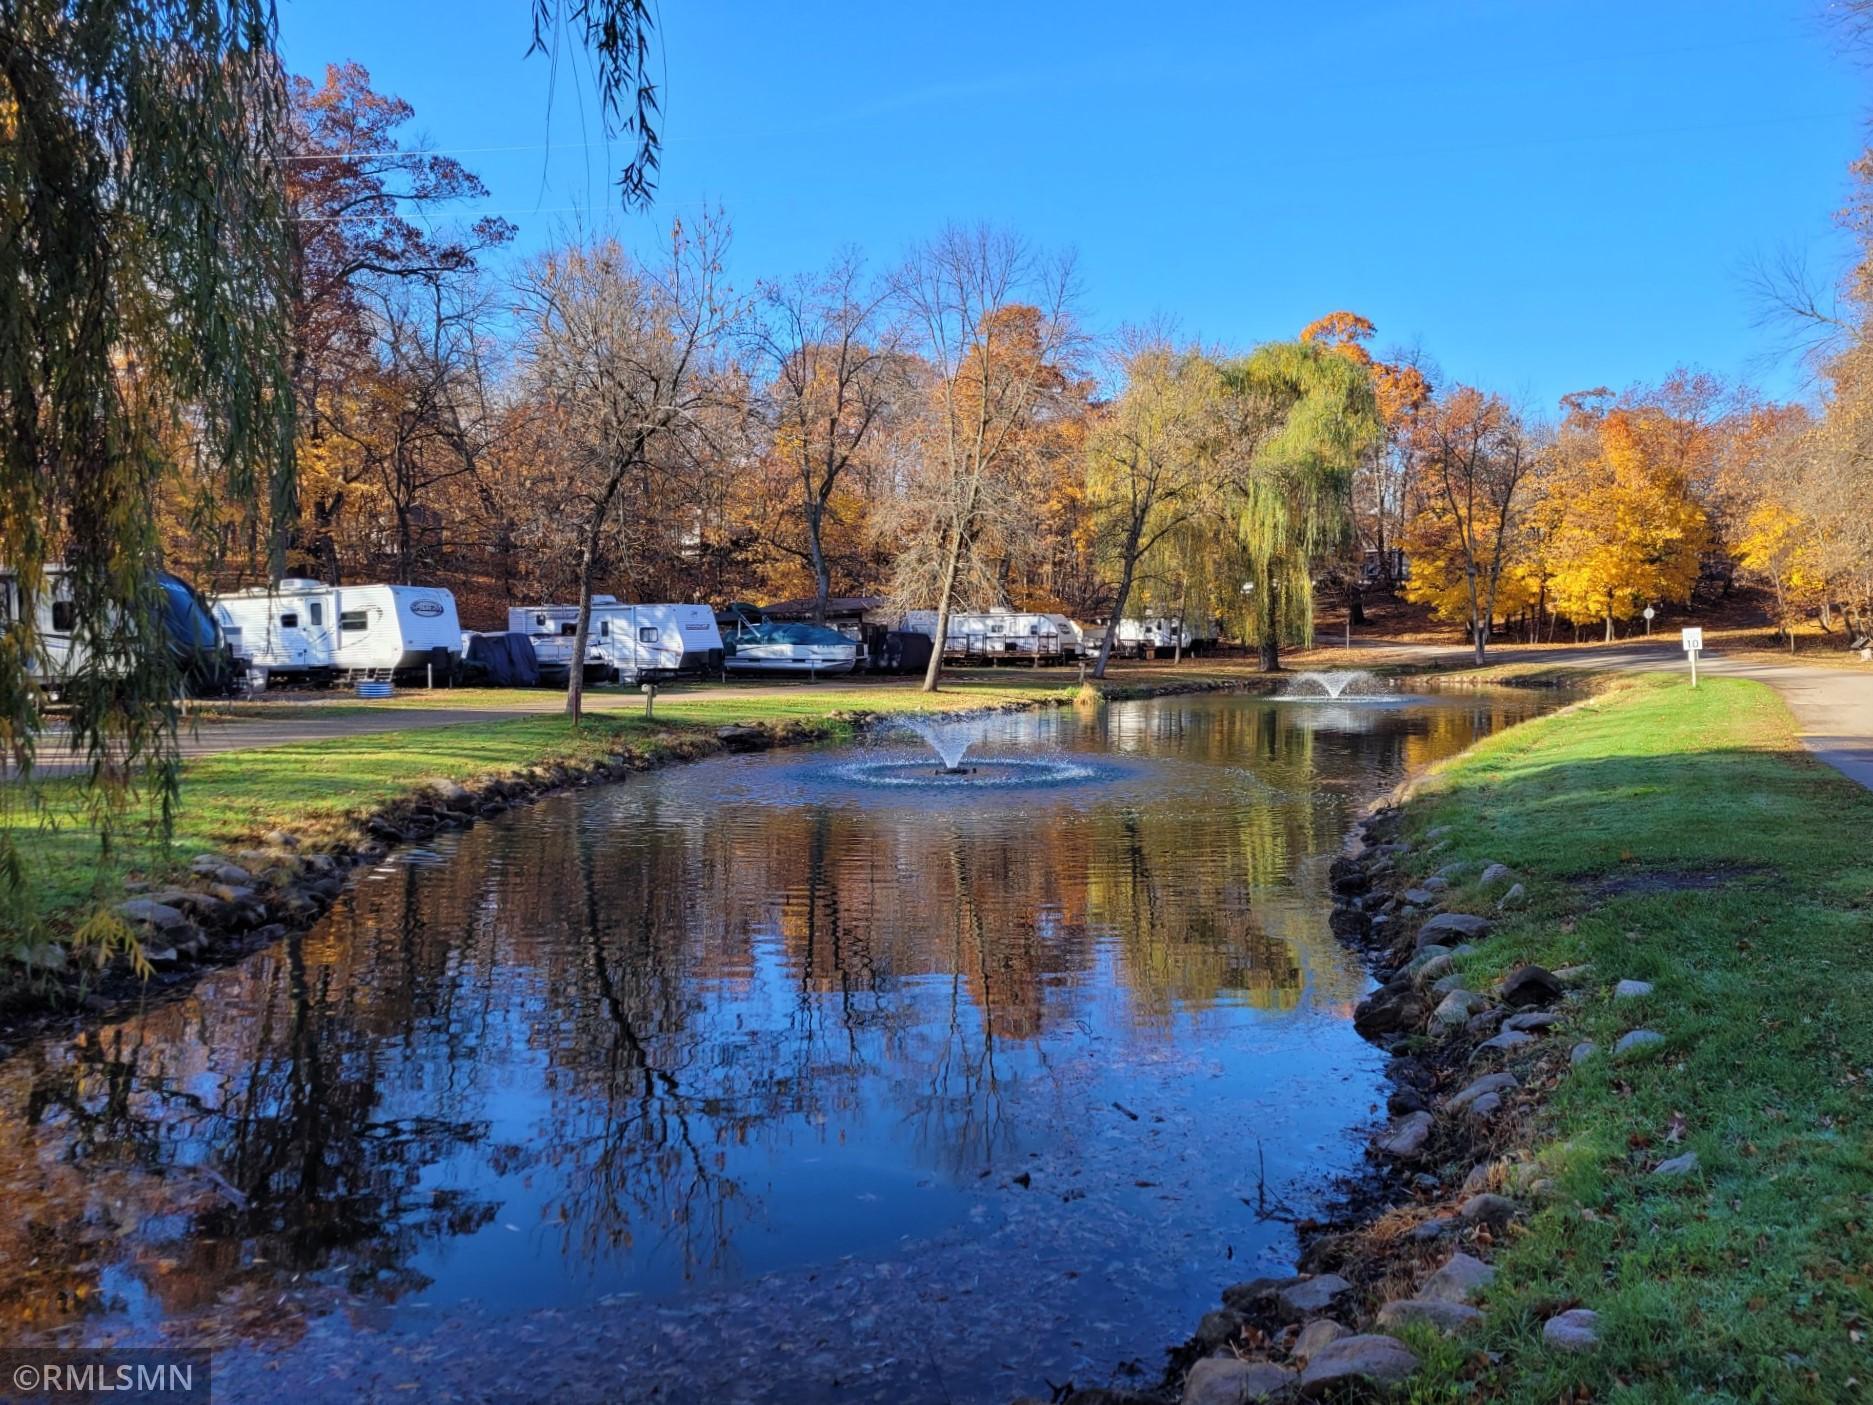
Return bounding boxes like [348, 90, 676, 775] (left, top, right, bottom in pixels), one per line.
[1395, 676, 1873, 1402]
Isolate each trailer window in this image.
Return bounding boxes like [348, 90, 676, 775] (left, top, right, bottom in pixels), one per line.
[308, 602, 323, 626]
[638, 626, 659, 644]
[534, 613, 547, 629]
[51, 600, 77, 632]
[560, 623, 576, 637]
[599, 620, 609, 637]
[279, 612, 299, 628]
[339, 610, 368, 632]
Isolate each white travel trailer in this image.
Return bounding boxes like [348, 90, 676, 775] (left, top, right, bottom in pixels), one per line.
[898, 608, 1084, 663]
[507, 598, 725, 683]
[1109, 615, 1201, 657]
[4, 565, 236, 696]
[212, 580, 461, 683]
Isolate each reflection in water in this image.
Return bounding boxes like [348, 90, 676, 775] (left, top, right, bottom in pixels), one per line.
[0, 689, 1555, 1402]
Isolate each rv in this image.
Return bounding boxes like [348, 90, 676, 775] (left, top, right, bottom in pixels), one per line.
[211, 580, 461, 684]
[718, 607, 858, 675]
[898, 608, 1085, 663]
[5, 565, 237, 698]
[1108, 615, 1208, 658]
[507, 599, 725, 684]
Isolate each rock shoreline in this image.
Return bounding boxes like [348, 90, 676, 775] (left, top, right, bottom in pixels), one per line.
[0, 676, 1256, 1054]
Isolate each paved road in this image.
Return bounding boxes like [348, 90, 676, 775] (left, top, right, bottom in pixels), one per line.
[1408, 640, 1873, 793]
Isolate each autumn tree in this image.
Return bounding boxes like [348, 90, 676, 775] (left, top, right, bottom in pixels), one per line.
[890, 226, 1080, 692]
[1299, 312, 1432, 618]
[513, 218, 745, 723]
[750, 254, 904, 622]
[1212, 342, 1381, 671]
[1083, 335, 1218, 677]
[1534, 393, 1710, 641]
[1401, 387, 1536, 663]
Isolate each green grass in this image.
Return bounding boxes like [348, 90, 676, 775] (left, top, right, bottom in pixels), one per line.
[1397, 676, 1873, 1402]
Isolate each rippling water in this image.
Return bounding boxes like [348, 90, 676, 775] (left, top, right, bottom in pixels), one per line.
[0, 688, 1557, 1403]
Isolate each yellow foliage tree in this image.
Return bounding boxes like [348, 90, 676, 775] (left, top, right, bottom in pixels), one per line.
[1536, 405, 1708, 639]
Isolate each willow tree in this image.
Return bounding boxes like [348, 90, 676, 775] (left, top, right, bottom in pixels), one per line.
[1214, 342, 1381, 671]
[1, 1, 296, 954]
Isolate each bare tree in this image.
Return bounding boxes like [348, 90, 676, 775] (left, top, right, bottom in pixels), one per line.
[513, 216, 744, 723]
[891, 226, 1079, 692]
[1084, 332, 1217, 678]
[751, 253, 903, 622]
[1411, 388, 1535, 664]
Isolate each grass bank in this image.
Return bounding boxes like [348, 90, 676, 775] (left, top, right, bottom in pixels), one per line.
[6, 672, 1237, 937]
[1390, 674, 1872, 1401]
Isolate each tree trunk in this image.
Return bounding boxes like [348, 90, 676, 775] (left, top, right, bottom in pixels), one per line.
[1473, 618, 1487, 666]
[806, 500, 830, 625]
[921, 525, 966, 694]
[1095, 556, 1139, 680]
[1604, 607, 1615, 643]
[566, 510, 608, 726]
[1256, 580, 1280, 672]
[1348, 583, 1367, 626]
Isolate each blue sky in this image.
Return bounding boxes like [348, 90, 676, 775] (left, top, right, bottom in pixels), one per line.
[278, 0, 1868, 411]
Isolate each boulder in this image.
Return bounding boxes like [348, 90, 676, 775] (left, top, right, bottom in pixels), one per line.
[1542, 1308, 1600, 1353]
[716, 724, 769, 751]
[1553, 963, 1595, 987]
[1499, 965, 1563, 1007]
[1446, 1071, 1517, 1110]
[1464, 1007, 1506, 1037]
[1291, 1319, 1347, 1362]
[1402, 887, 1437, 907]
[1221, 1275, 1297, 1311]
[1353, 981, 1424, 1039]
[1497, 882, 1526, 910]
[1407, 1215, 1458, 1241]
[1194, 1308, 1246, 1350]
[1614, 1029, 1665, 1056]
[1297, 1335, 1420, 1395]
[1431, 989, 1489, 1029]
[1375, 1298, 1482, 1333]
[14, 942, 66, 972]
[1421, 875, 1449, 893]
[1502, 1010, 1562, 1032]
[1182, 1358, 1295, 1405]
[1376, 1112, 1432, 1160]
[1420, 1252, 1494, 1303]
[261, 829, 299, 849]
[1417, 913, 1490, 946]
[1410, 952, 1455, 987]
[1275, 1275, 1351, 1318]
[1459, 1193, 1517, 1229]
[1473, 1029, 1534, 1057]
[1569, 1040, 1599, 1065]
[1477, 863, 1513, 888]
[1652, 1151, 1699, 1178]
[1614, 978, 1655, 1000]
[117, 899, 187, 931]
[1467, 1091, 1503, 1118]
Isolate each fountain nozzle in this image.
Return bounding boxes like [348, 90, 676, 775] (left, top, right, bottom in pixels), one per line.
[936, 765, 974, 776]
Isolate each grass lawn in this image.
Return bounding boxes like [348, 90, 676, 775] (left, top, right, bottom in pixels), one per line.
[1393, 676, 1873, 1402]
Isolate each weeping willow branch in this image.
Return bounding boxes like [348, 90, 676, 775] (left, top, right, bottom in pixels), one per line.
[0, 1, 296, 952]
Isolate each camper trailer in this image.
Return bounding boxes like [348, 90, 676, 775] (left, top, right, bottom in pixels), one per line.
[5, 565, 237, 698]
[898, 608, 1085, 664]
[1109, 615, 1206, 658]
[212, 580, 461, 684]
[507, 599, 725, 684]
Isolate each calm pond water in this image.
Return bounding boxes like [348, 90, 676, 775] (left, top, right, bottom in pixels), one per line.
[0, 687, 1556, 1403]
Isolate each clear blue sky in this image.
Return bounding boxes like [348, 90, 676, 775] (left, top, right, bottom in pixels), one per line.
[278, 0, 1867, 411]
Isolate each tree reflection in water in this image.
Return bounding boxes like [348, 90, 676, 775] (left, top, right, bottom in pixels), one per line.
[0, 689, 1554, 1375]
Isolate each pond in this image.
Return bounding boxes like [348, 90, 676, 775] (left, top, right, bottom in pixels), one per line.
[0, 686, 1556, 1403]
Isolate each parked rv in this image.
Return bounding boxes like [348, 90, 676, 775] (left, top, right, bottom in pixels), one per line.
[212, 580, 461, 684]
[718, 606, 858, 675]
[897, 608, 1084, 663]
[6, 565, 238, 697]
[1108, 615, 1207, 658]
[507, 598, 724, 684]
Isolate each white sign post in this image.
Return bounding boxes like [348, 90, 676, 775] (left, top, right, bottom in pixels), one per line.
[1643, 605, 1655, 636]
[1682, 626, 1703, 687]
